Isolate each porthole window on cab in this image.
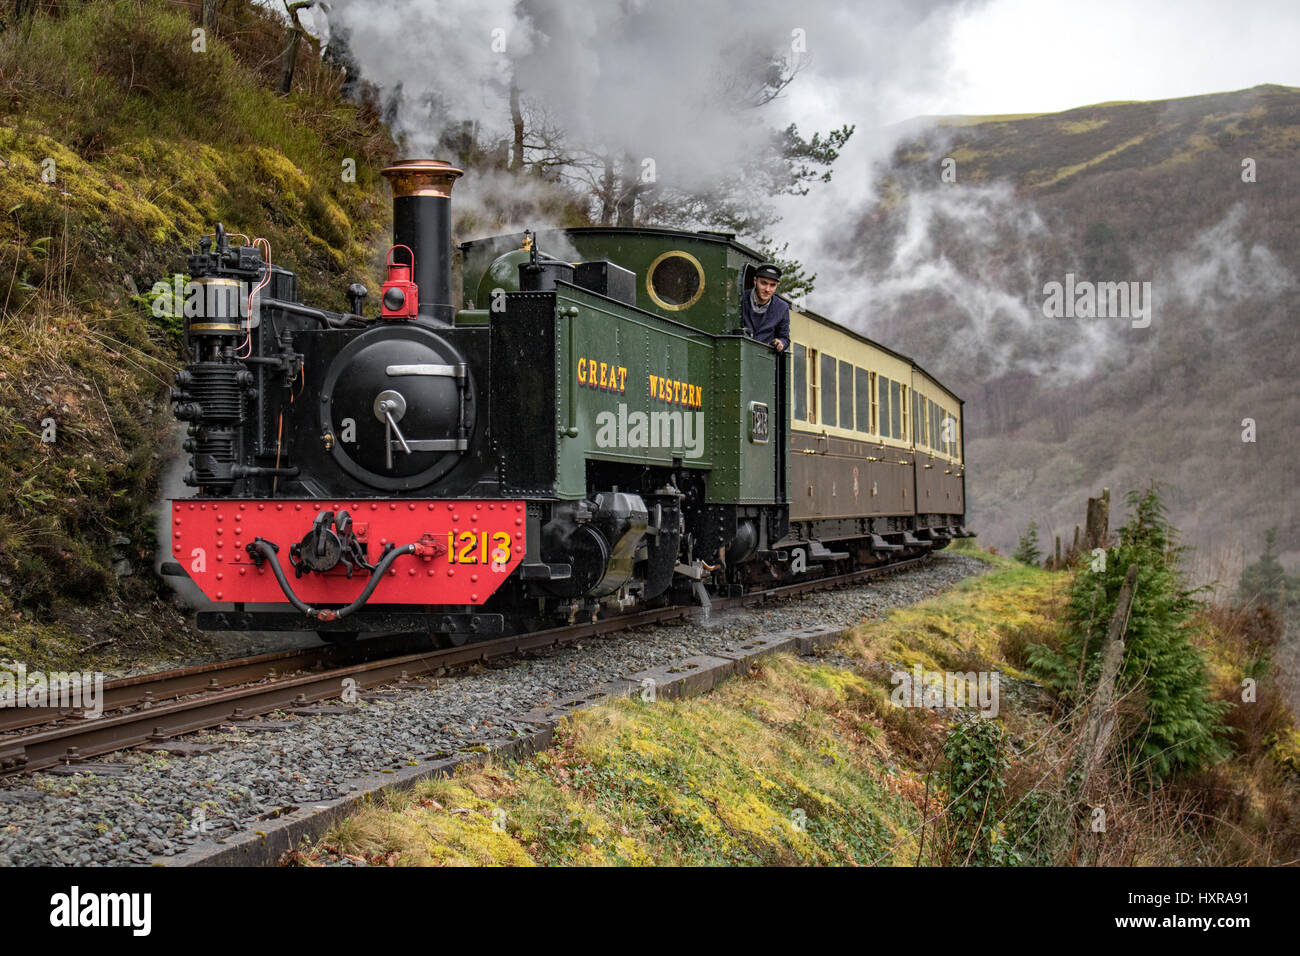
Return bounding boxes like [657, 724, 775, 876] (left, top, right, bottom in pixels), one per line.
[646, 251, 705, 310]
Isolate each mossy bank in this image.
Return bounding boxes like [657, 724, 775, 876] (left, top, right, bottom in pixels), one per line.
[0, 0, 393, 666]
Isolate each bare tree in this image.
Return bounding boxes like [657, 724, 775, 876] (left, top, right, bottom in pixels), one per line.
[598, 154, 615, 225]
[279, 0, 315, 95]
[509, 73, 525, 175]
[715, 38, 807, 109]
[503, 97, 617, 220]
[201, 0, 219, 34]
[502, 35, 842, 246]
[616, 152, 648, 226]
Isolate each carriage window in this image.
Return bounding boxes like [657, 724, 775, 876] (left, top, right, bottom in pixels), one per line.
[889, 380, 901, 439]
[877, 376, 889, 437]
[792, 344, 806, 421]
[912, 391, 921, 445]
[855, 368, 870, 435]
[838, 361, 853, 430]
[900, 384, 909, 441]
[821, 353, 837, 427]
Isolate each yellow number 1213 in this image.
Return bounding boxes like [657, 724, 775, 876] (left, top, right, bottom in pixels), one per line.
[446, 531, 512, 565]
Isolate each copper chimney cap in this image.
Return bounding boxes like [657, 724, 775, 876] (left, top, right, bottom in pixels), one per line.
[381, 159, 464, 199]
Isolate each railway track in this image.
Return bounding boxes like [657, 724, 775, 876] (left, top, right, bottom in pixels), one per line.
[0, 555, 928, 778]
[0, 633, 430, 736]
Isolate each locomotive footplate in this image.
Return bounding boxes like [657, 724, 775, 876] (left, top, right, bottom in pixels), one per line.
[196, 609, 504, 635]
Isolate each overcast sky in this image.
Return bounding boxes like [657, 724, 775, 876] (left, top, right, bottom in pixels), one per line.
[943, 0, 1300, 117]
[764, 0, 1300, 137]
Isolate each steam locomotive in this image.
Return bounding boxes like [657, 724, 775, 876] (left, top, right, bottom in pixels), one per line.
[162, 159, 971, 644]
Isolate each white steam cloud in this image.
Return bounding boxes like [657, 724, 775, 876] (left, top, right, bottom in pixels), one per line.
[324, 0, 980, 235]
[805, 178, 1109, 379]
[1161, 202, 1295, 308]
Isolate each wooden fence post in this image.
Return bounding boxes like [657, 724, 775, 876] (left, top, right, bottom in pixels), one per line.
[1062, 562, 1138, 864]
[1085, 488, 1110, 551]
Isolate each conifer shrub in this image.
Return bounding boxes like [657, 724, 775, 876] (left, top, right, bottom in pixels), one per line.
[1012, 521, 1044, 566]
[1028, 486, 1229, 782]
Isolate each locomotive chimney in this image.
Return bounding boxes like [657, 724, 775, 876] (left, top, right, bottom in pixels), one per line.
[380, 159, 464, 324]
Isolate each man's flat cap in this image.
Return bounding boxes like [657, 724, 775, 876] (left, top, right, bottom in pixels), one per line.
[754, 263, 782, 281]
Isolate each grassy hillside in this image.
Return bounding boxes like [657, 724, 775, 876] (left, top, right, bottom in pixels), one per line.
[931, 85, 1300, 188]
[839, 85, 1300, 586]
[0, 0, 394, 660]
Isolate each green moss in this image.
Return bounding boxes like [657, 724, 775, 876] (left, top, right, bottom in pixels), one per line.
[838, 562, 1064, 678]
[1272, 730, 1300, 776]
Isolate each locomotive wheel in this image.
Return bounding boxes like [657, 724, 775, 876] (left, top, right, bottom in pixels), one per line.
[318, 631, 359, 645]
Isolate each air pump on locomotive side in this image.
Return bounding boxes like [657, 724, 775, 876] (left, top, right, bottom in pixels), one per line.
[161, 159, 971, 645]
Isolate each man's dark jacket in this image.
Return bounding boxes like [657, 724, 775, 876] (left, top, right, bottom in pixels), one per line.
[741, 292, 790, 347]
